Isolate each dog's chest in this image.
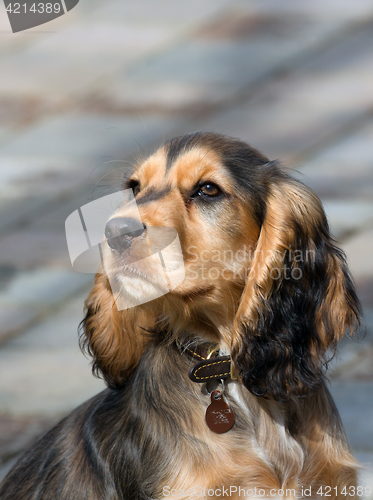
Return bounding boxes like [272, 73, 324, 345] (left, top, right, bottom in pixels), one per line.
[157, 383, 303, 499]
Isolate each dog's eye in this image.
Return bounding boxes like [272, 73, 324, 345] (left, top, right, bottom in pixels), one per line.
[127, 179, 140, 196]
[197, 183, 222, 198]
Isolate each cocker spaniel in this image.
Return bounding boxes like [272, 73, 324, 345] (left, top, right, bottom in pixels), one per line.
[0, 133, 362, 500]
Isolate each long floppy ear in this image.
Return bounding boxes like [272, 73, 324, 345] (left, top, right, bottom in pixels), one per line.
[79, 273, 149, 389]
[232, 166, 362, 401]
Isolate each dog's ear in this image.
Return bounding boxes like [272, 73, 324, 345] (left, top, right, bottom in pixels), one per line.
[79, 273, 148, 388]
[232, 167, 361, 401]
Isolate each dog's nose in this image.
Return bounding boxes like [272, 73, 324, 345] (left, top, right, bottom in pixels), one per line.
[105, 217, 145, 252]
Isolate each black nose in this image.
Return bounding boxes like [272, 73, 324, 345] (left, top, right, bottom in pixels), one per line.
[105, 217, 145, 252]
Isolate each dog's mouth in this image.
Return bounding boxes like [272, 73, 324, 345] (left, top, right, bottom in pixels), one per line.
[101, 224, 186, 310]
[102, 241, 184, 310]
[108, 261, 166, 288]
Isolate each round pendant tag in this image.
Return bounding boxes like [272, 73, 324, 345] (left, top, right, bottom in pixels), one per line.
[205, 390, 235, 434]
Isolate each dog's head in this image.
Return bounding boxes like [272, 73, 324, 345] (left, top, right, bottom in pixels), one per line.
[81, 132, 361, 400]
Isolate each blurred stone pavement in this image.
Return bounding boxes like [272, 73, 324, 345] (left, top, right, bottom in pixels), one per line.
[0, 0, 372, 494]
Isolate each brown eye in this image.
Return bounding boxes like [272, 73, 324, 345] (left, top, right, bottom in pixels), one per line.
[127, 179, 140, 196]
[198, 183, 221, 197]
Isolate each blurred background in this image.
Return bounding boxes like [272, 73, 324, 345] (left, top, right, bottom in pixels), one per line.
[0, 0, 372, 491]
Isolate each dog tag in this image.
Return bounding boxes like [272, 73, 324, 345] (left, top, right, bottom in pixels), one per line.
[205, 390, 235, 434]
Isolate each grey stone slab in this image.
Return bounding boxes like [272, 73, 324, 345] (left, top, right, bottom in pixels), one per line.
[354, 452, 373, 495]
[194, 21, 373, 162]
[329, 381, 373, 452]
[340, 229, 373, 316]
[196, 9, 336, 43]
[0, 227, 74, 269]
[329, 308, 373, 378]
[89, 0, 230, 26]
[342, 229, 373, 282]
[0, 21, 175, 100]
[102, 14, 337, 111]
[243, 0, 373, 21]
[0, 0, 229, 106]
[0, 170, 118, 248]
[125, 39, 302, 86]
[0, 153, 78, 188]
[0, 96, 48, 144]
[92, 79, 227, 113]
[337, 348, 373, 381]
[0, 269, 93, 340]
[296, 121, 373, 199]
[0, 184, 101, 274]
[0, 268, 91, 306]
[198, 70, 372, 163]
[8, 288, 88, 349]
[0, 2, 133, 133]
[333, 308, 373, 380]
[0, 113, 177, 165]
[322, 200, 373, 240]
[0, 169, 101, 237]
[302, 119, 373, 167]
[0, 347, 103, 415]
[0, 305, 35, 341]
[0, 292, 104, 416]
[295, 164, 373, 201]
[37, 21, 172, 62]
[300, 23, 373, 73]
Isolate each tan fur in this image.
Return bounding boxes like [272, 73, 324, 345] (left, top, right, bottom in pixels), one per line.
[83, 273, 154, 383]
[233, 178, 358, 366]
[85, 139, 360, 498]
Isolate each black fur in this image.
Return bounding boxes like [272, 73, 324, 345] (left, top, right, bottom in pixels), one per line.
[136, 186, 172, 206]
[231, 179, 362, 401]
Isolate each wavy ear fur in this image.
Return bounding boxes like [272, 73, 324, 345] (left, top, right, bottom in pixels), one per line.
[232, 166, 362, 401]
[80, 273, 150, 389]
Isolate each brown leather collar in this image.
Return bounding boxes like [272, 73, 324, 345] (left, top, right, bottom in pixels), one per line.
[178, 344, 234, 383]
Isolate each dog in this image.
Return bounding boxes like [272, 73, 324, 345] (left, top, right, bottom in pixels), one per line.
[0, 132, 362, 500]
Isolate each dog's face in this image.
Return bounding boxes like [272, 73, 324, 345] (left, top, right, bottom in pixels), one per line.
[102, 134, 266, 328]
[83, 133, 361, 400]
